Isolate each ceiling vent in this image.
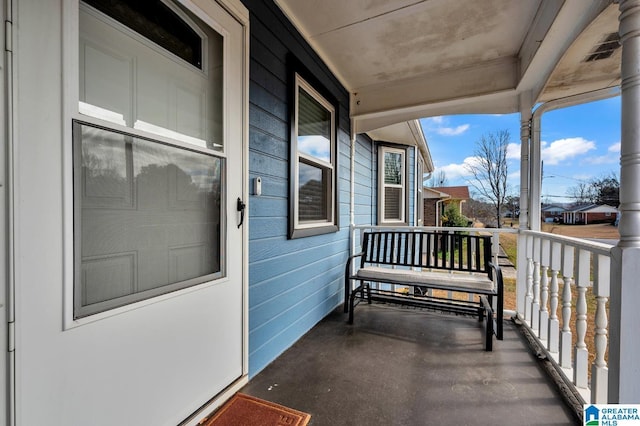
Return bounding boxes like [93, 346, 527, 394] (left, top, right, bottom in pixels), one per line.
[585, 32, 620, 62]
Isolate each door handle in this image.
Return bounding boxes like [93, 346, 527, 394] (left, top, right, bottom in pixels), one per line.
[237, 197, 246, 228]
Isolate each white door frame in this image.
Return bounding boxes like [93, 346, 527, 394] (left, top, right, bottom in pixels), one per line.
[2, 0, 13, 424]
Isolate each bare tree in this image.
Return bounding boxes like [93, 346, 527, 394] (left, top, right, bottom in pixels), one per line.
[426, 170, 448, 187]
[567, 181, 592, 206]
[566, 172, 619, 207]
[465, 130, 510, 228]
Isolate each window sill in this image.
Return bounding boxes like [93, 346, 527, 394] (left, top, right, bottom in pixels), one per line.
[289, 224, 339, 239]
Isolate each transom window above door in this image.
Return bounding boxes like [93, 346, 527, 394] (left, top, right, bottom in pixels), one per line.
[79, 0, 223, 150]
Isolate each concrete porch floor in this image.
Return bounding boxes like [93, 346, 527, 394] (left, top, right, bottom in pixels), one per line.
[241, 303, 579, 425]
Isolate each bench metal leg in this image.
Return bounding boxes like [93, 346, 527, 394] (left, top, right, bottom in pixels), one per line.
[348, 283, 365, 324]
[480, 295, 494, 351]
[344, 280, 350, 313]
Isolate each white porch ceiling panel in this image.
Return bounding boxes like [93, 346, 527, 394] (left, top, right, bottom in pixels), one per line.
[275, 0, 617, 133]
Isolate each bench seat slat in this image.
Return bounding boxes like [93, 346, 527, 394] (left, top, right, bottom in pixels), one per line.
[355, 266, 494, 293]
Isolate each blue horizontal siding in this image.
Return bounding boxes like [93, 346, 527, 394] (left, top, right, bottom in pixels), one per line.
[355, 134, 374, 226]
[250, 235, 347, 285]
[250, 256, 345, 332]
[249, 128, 288, 160]
[249, 104, 287, 140]
[248, 281, 342, 377]
[248, 217, 287, 240]
[242, 0, 379, 378]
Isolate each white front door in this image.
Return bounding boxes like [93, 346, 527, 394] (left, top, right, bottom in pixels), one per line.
[12, 1, 247, 424]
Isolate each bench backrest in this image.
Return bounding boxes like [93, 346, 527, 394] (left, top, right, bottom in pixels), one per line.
[360, 231, 492, 275]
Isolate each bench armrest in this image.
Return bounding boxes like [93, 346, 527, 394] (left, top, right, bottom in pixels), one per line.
[344, 252, 364, 313]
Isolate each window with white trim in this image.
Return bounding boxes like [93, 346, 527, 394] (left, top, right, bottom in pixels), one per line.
[379, 146, 407, 224]
[290, 73, 338, 238]
[74, 0, 225, 318]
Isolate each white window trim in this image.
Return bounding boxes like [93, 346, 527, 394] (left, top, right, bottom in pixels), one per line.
[379, 145, 408, 225]
[416, 150, 424, 226]
[290, 72, 338, 239]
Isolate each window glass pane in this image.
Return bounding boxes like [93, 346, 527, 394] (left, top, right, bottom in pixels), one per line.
[384, 152, 403, 185]
[297, 87, 331, 163]
[75, 122, 222, 317]
[298, 161, 328, 221]
[384, 187, 402, 220]
[79, 1, 223, 150]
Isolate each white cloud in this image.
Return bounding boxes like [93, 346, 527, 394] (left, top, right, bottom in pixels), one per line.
[426, 116, 444, 124]
[422, 116, 470, 136]
[436, 124, 470, 136]
[541, 137, 596, 165]
[298, 135, 330, 162]
[584, 154, 617, 165]
[583, 141, 620, 165]
[506, 143, 520, 160]
[438, 156, 482, 179]
[573, 174, 592, 181]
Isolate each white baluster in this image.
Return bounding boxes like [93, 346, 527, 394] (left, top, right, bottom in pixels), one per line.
[539, 239, 551, 343]
[574, 249, 590, 389]
[560, 245, 574, 369]
[532, 237, 541, 334]
[548, 242, 562, 356]
[591, 254, 610, 404]
[524, 235, 534, 325]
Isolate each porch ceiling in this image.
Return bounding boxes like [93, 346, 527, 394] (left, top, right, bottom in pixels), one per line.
[275, 0, 619, 132]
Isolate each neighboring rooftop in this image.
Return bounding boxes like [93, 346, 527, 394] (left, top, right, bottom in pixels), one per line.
[429, 186, 471, 200]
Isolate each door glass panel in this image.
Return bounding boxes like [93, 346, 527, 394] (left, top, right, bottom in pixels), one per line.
[74, 121, 223, 318]
[79, 0, 223, 150]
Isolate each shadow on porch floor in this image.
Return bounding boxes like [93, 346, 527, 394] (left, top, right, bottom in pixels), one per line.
[241, 304, 579, 425]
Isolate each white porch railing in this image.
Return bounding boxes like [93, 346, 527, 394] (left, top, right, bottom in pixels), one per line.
[517, 230, 613, 405]
[349, 225, 614, 405]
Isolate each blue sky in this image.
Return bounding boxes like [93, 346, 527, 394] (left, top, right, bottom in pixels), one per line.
[419, 96, 621, 203]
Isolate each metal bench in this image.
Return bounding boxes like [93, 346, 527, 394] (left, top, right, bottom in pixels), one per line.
[344, 230, 503, 350]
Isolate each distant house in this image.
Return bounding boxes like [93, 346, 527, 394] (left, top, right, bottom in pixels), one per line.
[541, 204, 568, 222]
[563, 204, 619, 224]
[423, 186, 470, 226]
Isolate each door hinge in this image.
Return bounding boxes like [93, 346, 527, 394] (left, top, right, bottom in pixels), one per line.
[8, 321, 14, 352]
[5, 20, 12, 52]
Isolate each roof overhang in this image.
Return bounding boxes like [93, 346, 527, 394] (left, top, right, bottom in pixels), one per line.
[424, 187, 451, 199]
[275, 0, 619, 132]
[366, 120, 434, 172]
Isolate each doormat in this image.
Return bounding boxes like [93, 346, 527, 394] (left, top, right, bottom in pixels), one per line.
[200, 393, 311, 426]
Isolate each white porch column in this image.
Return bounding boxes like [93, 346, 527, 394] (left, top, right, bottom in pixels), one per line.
[530, 111, 543, 231]
[609, 0, 640, 403]
[517, 92, 532, 315]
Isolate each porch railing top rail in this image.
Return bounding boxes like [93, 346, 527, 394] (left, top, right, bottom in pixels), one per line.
[520, 229, 614, 256]
[351, 224, 518, 234]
